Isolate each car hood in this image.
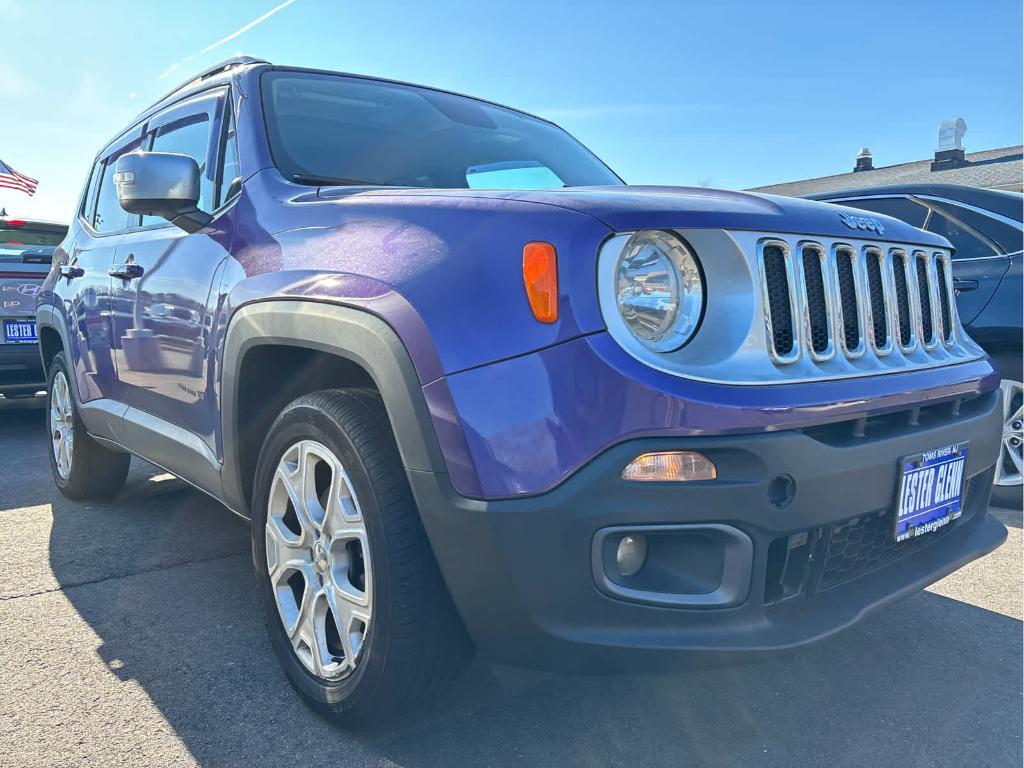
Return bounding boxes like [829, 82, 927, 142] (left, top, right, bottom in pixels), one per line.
[318, 185, 949, 246]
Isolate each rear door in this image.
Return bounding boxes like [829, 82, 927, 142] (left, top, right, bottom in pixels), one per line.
[61, 131, 144, 403]
[920, 202, 1010, 327]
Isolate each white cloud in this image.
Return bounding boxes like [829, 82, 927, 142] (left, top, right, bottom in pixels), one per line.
[158, 0, 299, 80]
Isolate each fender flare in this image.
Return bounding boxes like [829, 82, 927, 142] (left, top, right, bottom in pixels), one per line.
[219, 299, 453, 516]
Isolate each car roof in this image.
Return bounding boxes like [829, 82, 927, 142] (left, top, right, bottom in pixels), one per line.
[806, 184, 1023, 222]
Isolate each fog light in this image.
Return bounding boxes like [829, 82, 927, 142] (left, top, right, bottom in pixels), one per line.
[616, 534, 647, 576]
[621, 451, 717, 482]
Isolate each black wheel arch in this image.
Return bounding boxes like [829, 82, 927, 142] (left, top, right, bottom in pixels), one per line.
[220, 300, 459, 518]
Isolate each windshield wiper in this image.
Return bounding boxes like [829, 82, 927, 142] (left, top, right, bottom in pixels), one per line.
[291, 173, 403, 187]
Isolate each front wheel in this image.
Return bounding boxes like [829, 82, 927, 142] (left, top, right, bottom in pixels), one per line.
[251, 389, 470, 726]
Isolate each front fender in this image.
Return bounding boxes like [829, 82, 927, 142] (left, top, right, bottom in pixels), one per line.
[219, 300, 479, 516]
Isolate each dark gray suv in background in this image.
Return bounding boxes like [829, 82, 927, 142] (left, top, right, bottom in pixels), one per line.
[810, 185, 1022, 507]
[0, 214, 66, 398]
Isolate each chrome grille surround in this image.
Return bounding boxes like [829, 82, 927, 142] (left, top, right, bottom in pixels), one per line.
[889, 248, 917, 353]
[831, 244, 866, 359]
[863, 246, 893, 356]
[596, 229, 985, 386]
[795, 241, 836, 362]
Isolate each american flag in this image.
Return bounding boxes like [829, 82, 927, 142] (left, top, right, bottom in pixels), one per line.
[0, 158, 38, 196]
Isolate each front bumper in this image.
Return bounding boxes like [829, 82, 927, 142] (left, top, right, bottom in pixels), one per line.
[411, 389, 1006, 670]
[0, 338, 44, 394]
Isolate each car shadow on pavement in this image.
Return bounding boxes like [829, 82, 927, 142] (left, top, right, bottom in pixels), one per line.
[38, 461, 1022, 768]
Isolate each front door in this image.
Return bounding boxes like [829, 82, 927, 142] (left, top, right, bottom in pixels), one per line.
[109, 89, 236, 449]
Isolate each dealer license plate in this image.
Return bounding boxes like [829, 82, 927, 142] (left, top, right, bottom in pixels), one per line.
[894, 443, 967, 543]
[3, 319, 37, 344]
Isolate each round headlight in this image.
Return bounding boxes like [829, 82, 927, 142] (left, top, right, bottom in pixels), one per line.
[615, 230, 704, 351]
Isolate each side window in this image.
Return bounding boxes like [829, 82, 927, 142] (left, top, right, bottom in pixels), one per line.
[925, 212, 998, 260]
[930, 201, 1021, 256]
[841, 197, 929, 228]
[80, 159, 103, 224]
[217, 107, 241, 207]
[92, 139, 142, 233]
[150, 113, 215, 212]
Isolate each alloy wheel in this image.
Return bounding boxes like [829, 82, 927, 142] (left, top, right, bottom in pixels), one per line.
[265, 440, 372, 680]
[995, 378, 1023, 488]
[49, 371, 74, 480]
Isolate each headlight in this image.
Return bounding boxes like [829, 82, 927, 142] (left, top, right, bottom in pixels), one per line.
[615, 230, 704, 351]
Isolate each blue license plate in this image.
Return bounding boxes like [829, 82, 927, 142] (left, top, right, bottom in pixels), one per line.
[3, 319, 37, 344]
[894, 443, 968, 542]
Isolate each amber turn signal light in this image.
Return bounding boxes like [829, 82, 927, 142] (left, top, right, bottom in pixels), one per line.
[522, 242, 558, 323]
[622, 451, 717, 482]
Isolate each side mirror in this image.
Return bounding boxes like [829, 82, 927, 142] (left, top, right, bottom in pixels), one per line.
[114, 151, 213, 234]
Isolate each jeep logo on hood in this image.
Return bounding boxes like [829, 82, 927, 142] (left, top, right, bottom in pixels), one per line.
[838, 212, 885, 236]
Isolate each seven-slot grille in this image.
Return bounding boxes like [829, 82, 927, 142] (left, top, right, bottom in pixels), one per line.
[759, 240, 957, 365]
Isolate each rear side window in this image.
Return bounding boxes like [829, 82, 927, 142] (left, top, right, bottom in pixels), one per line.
[80, 160, 102, 223]
[92, 139, 143, 233]
[840, 197, 929, 228]
[929, 201, 1022, 255]
[925, 212, 998, 260]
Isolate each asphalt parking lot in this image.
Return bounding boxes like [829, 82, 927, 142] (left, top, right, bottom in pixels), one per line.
[1, 395, 1020, 768]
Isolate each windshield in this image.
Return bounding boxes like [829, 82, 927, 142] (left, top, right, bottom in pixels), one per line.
[261, 70, 623, 189]
[0, 227, 63, 264]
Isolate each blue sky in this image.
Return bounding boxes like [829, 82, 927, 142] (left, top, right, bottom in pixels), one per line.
[2, 0, 1021, 221]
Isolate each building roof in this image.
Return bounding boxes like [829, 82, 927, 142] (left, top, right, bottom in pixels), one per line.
[749, 145, 1023, 196]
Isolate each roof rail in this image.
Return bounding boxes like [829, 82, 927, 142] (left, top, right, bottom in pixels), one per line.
[146, 55, 270, 113]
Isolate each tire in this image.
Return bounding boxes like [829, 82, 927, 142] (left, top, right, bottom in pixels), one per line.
[46, 352, 130, 500]
[992, 351, 1023, 510]
[251, 388, 470, 726]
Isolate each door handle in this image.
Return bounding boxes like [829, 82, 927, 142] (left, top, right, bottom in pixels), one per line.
[59, 264, 84, 280]
[109, 263, 145, 280]
[952, 277, 979, 293]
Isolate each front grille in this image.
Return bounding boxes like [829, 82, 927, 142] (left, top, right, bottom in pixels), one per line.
[915, 253, 934, 345]
[865, 249, 888, 349]
[762, 244, 795, 357]
[835, 248, 860, 352]
[801, 247, 830, 355]
[935, 257, 953, 343]
[757, 240, 961, 366]
[891, 251, 913, 347]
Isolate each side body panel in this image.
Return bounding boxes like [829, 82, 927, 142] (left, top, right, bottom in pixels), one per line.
[967, 253, 1023, 353]
[952, 255, 1010, 326]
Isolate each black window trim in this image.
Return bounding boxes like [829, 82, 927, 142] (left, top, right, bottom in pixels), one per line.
[77, 84, 238, 239]
[911, 195, 1005, 258]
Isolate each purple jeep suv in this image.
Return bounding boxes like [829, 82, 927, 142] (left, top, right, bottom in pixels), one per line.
[37, 57, 1006, 724]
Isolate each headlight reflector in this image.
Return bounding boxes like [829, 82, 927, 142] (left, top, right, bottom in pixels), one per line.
[615, 230, 704, 351]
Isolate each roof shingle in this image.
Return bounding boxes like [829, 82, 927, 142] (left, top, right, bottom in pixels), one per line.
[749, 145, 1022, 196]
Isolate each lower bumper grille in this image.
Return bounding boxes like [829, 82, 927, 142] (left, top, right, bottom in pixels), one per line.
[765, 469, 990, 603]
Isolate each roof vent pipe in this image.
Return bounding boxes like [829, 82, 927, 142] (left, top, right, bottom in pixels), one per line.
[854, 148, 874, 172]
[932, 118, 968, 171]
